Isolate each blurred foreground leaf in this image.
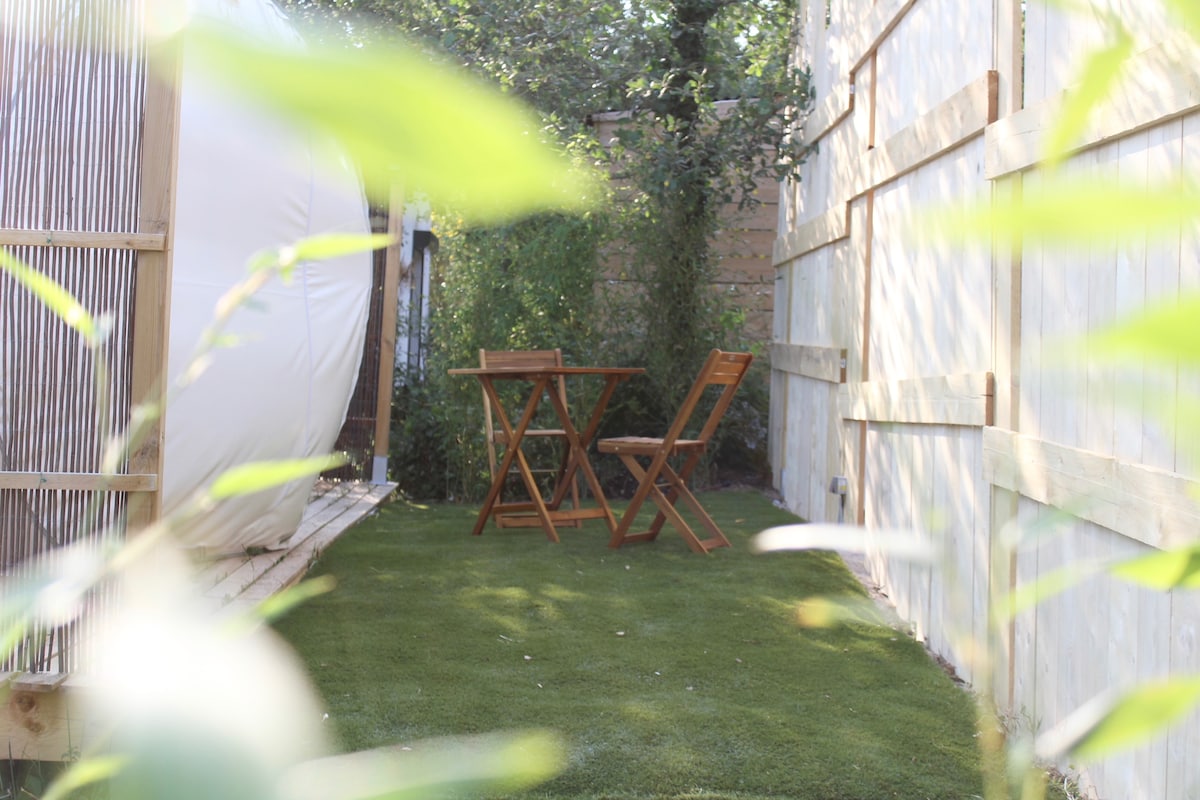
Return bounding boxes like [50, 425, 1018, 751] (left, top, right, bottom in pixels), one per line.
[1110, 543, 1200, 590]
[174, 21, 599, 223]
[248, 233, 395, 276]
[753, 523, 936, 564]
[277, 730, 566, 800]
[1037, 677, 1200, 763]
[1165, 0, 1200, 38]
[0, 250, 98, 345]
[249, 575, 338, 626]
[794, 595, 890, 628]
[43, 756, 131, 800]
[1042, 25, 1133, 169]
[1087, 295, 1200, 366]
[940, 178, 1200, 247]
[208, 455, 347, 500]
[1002, 563, 1097, 621]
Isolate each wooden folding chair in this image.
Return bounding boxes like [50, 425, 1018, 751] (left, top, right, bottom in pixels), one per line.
[479, 348, 582, 528]
[598, 349, 753, 553]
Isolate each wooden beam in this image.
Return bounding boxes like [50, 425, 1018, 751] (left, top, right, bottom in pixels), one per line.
[851, 72, 999, 197]
[847, 0, 918, 74]
[801, 80, 854, 146]
[983, 427, 1200, 552]
[769, 343, 846, 384]
[0, 472, 157, 492]
[839, 372, 995, 427]
[0, 229, 166, 251]
[772, 203, 850, 265]
[10, 673, 69, 692]
[986, 40, 1200, 179]
[3, 681, 103, 762]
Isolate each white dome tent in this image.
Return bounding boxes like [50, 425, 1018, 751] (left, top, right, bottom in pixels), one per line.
[163, 0, 375, 553]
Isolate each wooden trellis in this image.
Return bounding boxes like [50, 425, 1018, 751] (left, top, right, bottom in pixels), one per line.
[0, 0, 178, 677]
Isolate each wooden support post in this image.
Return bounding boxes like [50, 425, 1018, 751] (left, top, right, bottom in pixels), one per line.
[126, 39, 182, 531]
[990, 0, 1025, 714]
[371, 186, 404, 484]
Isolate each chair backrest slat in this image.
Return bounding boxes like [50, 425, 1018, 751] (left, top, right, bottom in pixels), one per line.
[478, 348, 569, 474]
[662, 350, 753, 448]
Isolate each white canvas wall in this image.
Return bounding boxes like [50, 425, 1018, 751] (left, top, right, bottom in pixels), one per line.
[161, 0, 373, 552]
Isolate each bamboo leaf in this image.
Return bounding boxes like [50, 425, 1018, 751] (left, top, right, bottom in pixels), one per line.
[1042, 26, 1134, 169]
[938, 178, 1200, 247]
[208, 455, 347, 500]
[175, 21, 600, 224]
[793, 595, 889, 628]
[43, 756, 131, 800]
[277, 730, 565, 800]
[1001, 563, 1097, 621]
[0, 250, 97, 345]
[1036, 677, 1200, 763]
[249, 234, 395, 277]
[753, 524, 936, 563]
[249, 575, 338, 625]
[1088, 295, 1200, 366]
[1110, 544, 1200, 590]
[1164, 0, 1200, 39]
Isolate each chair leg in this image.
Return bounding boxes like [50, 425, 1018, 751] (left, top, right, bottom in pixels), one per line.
[641, 450, 698, 539]
[656, 463, 730, 552]
[608, 454, 663, 548]
[613, 454, 730, 553]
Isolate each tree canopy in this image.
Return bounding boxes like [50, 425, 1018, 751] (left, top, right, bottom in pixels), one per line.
[279, 0, 807, 498]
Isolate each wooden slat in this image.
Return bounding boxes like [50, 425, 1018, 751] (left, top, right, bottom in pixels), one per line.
[769, 343, 846, 384]
[983, 428, 1200, 552]
[850, 72, 998, 197]
[0, 229, 166, 251]
[773, 203, 850, 265]
[0, 472, 157, 492]
[839, 372, 994, 426]
[10, 672, 69, 692]
[986, 40, 1200, 179]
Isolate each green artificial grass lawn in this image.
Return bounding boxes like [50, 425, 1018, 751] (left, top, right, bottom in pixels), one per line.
[273, 490, 988, 800]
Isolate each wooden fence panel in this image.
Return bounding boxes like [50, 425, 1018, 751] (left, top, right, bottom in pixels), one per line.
[776, 1, 1200, 796]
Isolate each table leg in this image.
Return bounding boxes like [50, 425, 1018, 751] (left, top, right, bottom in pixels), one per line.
[474, 376, 560, 541]
[545, 377, 620, 533]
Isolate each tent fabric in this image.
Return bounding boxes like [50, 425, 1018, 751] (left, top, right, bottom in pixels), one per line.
[162, 0, 373, 553]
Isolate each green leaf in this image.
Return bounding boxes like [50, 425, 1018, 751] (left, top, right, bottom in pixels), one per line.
[248, 233, 395, 277]
[175, 21, 600, 224]
[208, 455, 347, 500]
[1088, 295, 1200, 366]
[1164, 0, 1200, 39]
[249, 575, 337, 625]
[793, 595, 889, 629]
[1043, 25, 1134, 169]
[1110, 544, 1200, 590]
[1001, 563, 1096, 621]
[938, 178, 1200, 247]
[277, 730, 565, 800]
[43, 756, 131, 800]
[1036, 677, 1200, 763]
[0, 250, 97, 345]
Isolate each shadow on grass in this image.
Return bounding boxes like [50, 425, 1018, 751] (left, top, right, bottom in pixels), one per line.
[274, 490, 987, 800]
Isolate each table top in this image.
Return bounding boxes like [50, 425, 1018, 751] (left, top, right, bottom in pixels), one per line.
[449, 365, 645, 379]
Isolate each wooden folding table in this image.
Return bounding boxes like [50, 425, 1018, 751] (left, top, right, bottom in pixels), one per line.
[449, 365, 644, 541]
